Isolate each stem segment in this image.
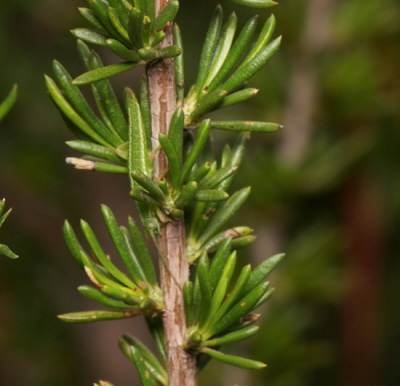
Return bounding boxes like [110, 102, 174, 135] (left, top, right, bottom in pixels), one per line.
[147, 1, 196, 385]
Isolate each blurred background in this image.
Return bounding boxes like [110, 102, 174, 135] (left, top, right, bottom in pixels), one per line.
[0, 0, 399, 385]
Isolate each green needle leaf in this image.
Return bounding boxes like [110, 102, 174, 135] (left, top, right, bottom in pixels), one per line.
[126, 88, 151, 186]
[0, 84, 17, 122]
[239, 14, 276, 69]
[200, 251, 237, 331]
[226, 131, 250, 169]
[119, 338, 159, 386]
[63, 220, 85, 269]
[194, 190, 229, 202]
[198, 166, 237, 190]
[183, 281, 195, 326]
[254, 287, 274, 308]
[225, 0, 277, 8]
[145, 315, 167, 363]
[58, 310, 142, 323]
[173, 24, 185, 104]
[80, 219, 135, 288]
[179, 119, 211, 186]
[87, 0, 122, 41]
[203, 12, 237, 90]
[158, 45, 182, 59]
[208, 264, 252, 325]
[197, 253, 212, 327]
[230, 234, 257, 250]
[209, 238, 233, 289]
[71, 28, 108, 46]
[188, 88, 227, 125]
[131, 170, 166, 203]
[86, 49, 129, 141]
[0, 202, 10, 227]
[72, 62, 138, 85]
[199, 226, 253, 255]
[139, 75, 152, 150]
[128, 7, 144, 50]
[158, 134, 180, 190]
[222, 36, 281, 94]
[101, 285, 141, 306]
[108, 7, 131, 44]
[204, 325, 259, 347]
[193, 5, 224, 96]
[151, 0, 179, 37]
[211, 120, 282, 132]
[196, 187, 251, 249]
[79, 248, 132, 292]
[151, 30, 167, 48]
[66, 140, 125, 164]
[120, 226, 154, 291]
[217, 88, 259, 110]
[101, 204, 148, 286]
[191, 274, 202, 326]
[240, 253, 285, 297]
[130, 188, 160, 207]
[127, 217, 157, 286]
[66, 157, 128, 173]
[45, 75, 111, 147]
[78, 7, 105, 31]
[205, 281, 269, 338]
[122, 334, 168, 385]
[168, 107, 184, 167]
[78, 285, 134, 309]
[174, 181, 198, 208]
[108, 0, 130, 26]
[106, 38, 141, 61]
[201, 347, 266, 369]
[0, 244, 18, 259]
[203, 15, 258, 97]
[141, 15, 151, 47]
[188, 162, 212, 183]
[53, 60, 122, 146]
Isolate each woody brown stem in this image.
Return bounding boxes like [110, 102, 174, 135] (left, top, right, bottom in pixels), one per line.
[146, 1, 196, 385]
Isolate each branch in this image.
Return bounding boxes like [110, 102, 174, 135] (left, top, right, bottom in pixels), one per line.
[147, 1, 196, 385]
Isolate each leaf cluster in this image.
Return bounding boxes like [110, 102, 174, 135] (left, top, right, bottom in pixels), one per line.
[184, 240, 284, 369]
[45, 0, 285, 382]
[72, 0, 181, 83]
[180, 7, 281, 130]
[60, 204, 163, 323]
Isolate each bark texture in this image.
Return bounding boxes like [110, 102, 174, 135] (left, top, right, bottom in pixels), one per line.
[158, 220, 196, 386]
[147, 1, 196, 385]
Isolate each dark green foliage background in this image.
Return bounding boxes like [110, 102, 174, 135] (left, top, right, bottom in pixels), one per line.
[1, 0, 400, 385]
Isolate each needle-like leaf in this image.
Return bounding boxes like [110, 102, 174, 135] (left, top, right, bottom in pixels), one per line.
[72, 62, 138, 85]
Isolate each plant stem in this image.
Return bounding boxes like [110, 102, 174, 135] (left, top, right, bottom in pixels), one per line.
[146, 1, 196, 385]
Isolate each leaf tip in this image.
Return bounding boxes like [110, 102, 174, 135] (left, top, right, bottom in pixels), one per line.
[66, 157, 95, 170]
